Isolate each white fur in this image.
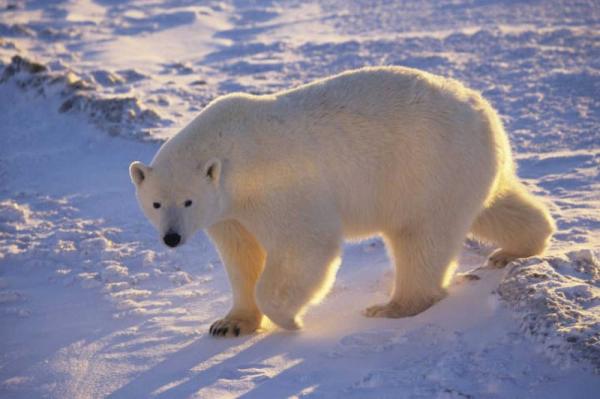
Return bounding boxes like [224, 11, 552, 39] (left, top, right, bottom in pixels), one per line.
[130, 66, 555, 336]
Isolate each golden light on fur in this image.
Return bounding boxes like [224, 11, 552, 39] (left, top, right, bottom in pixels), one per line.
[131, 66, 555, 336]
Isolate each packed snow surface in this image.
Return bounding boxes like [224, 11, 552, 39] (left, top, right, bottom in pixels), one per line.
[0, 0, 599, 398]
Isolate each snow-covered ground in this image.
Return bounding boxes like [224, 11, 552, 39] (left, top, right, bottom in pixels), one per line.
[0, 1, 599, 398]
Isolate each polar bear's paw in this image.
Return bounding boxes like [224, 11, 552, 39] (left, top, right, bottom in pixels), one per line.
[486, 249, 517, 268]
[209, 316, 261, 338]
[256, 295, 303, 330]
[264, 311, 303, 331]
[362, 297, 439, 319]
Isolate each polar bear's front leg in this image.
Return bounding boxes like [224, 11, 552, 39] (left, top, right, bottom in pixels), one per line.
[207, 220, 266, 337]
[255, 235, 342, 330]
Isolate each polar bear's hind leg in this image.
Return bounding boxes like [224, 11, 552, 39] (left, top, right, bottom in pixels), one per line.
[364, 220, 470, 318]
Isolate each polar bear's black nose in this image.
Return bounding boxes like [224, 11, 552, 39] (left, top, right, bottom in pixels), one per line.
[163, 231, 181, 248]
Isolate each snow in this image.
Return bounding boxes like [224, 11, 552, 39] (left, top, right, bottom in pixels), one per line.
[498, 250, 600, 373]
[0, 0, 599, 398]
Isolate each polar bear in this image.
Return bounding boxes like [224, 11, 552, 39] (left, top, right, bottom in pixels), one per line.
[130, 66, 555, 337]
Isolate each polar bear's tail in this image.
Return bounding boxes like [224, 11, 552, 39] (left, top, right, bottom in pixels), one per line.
[471, 179, 555, 259]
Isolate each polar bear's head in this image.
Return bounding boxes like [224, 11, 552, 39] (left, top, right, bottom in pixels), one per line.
[129, 158, 223, 248]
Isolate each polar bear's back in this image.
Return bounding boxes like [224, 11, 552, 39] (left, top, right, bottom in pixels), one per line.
[276, 66, 503, 166]
[263, 67, 505, 234]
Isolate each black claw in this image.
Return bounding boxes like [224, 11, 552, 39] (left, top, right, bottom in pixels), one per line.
[209, 322, 239, 337]
[211, 324, 221, 336]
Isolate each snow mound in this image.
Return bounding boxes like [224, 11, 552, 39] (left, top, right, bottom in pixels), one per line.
[0, 55, 171, 140]
[498, 250, 600, 373]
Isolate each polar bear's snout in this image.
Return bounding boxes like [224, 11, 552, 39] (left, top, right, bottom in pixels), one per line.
[163, 229, 182, 248]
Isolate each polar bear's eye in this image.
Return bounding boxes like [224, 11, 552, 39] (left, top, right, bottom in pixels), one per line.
[184, 200, 193, 207]
[153, 202, 161, 209]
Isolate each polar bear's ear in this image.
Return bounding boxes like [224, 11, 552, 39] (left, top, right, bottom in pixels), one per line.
[203, 158, 221, 185]
[129, 161, 150, 186]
